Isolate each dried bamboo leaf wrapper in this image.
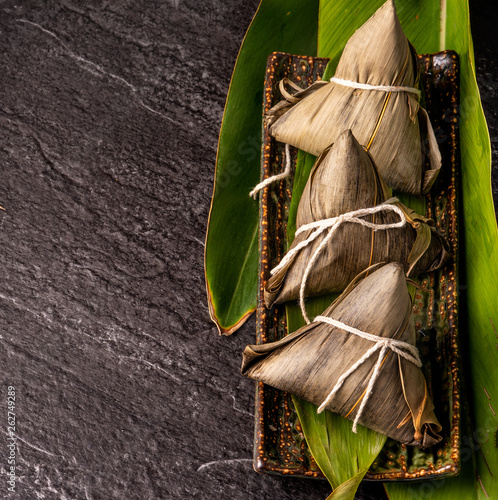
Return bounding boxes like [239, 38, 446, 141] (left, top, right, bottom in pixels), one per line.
[264, 130, 449, 307]
[243, 263, 442, 448]
[266, 0, 441, 195]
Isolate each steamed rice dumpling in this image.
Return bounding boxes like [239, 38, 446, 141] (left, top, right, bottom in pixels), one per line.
[243, 262, 442, 448]
[265, 129, 449, 308]
[266, 0, 441, 195]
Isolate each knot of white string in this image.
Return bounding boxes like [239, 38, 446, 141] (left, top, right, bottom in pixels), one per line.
[314, 315, 421, 433]
[250, 77, 420, 199]
[330, 76, 421, 99]
[250, 143, 292, 198]
[270, 201, 407, 324]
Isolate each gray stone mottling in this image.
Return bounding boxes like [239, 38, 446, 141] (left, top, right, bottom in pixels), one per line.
[0, 1, 495, 499]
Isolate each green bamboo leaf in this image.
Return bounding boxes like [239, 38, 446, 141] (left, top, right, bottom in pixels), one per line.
[325, 471, 371, 500]
[286, 150, 317, 244]
[205, 0, 319, 334]
[444, 5, 498, 498]
[293, 396, 386, 494]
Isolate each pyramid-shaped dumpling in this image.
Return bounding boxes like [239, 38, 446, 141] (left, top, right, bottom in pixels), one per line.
[266, 0, 441, 195]
[244, 263, 442, 447]
[265, 130, 448, 308]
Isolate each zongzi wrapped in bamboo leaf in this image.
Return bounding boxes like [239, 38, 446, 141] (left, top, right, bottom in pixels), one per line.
[265, 129, 449, 308]
[243, 262, 442, 448]
[266, 0, 441, 195]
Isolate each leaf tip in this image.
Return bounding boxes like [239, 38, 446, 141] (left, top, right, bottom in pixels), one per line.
[205, 279, 255, 336]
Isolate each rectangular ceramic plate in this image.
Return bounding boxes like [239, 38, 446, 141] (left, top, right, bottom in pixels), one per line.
[254, 51, 460, 481]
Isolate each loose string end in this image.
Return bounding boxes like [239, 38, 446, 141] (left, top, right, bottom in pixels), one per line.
[249, 185, 261, 199]
[249, 143, 292, 198]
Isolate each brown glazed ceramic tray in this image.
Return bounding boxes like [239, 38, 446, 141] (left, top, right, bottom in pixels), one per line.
[254, 51, 460, 481]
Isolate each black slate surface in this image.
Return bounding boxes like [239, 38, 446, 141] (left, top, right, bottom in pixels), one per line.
[0, 1, 496, 499]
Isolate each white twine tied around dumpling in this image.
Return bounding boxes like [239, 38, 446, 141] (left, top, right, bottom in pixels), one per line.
[314, 314, 422, 433]
[329, 76, 421, 98]
[269, 200, 407, 324]
[330, 76, 421, 124]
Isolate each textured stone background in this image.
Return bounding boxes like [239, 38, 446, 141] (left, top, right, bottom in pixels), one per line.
[0, 1, 495, 499]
